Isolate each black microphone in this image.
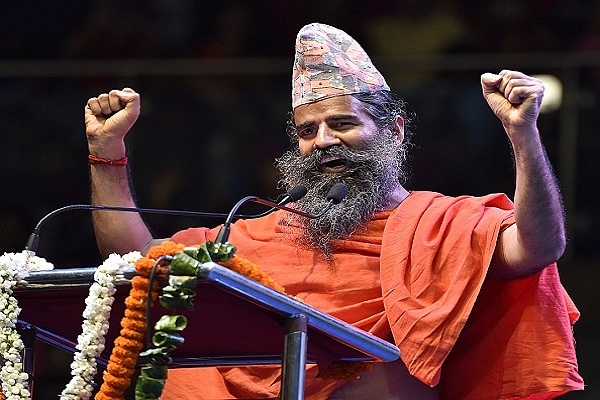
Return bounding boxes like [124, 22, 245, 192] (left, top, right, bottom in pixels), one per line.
[280, 184, 309, 205]
[215, 183, 348, 244]
[325, 182, 349, 205]
[24, 185, 308, 255]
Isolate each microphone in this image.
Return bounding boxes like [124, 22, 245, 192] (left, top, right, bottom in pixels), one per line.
[215, 183, 348, 244]
[325, 182, 349, 205]
[24, 185, 308, 255]
[279, 184, 309, 205]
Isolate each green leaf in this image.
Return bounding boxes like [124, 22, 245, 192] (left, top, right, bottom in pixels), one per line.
[168, 275, 198, 290]
[158, 293, 195, 310]
[155, 315, 188, 332]
[205, 241, 237, 262]
[139, 347, 168, 357]
[152, 331, 185, 347]
[135, 375, 164, 398]
[169, 252, 202, 275]
[140, 364, 168, 379]
[183, 245, 211, 263]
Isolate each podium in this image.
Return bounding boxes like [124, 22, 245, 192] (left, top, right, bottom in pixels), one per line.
[15, 262, 400, 399]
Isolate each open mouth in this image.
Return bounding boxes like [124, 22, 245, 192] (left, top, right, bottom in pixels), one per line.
[319, 155, 352, 173]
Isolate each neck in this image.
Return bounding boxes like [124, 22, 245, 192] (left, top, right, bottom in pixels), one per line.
[381, 185, 410, 210]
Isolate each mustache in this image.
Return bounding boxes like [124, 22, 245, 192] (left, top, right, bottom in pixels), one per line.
[298, 145, 375, 175]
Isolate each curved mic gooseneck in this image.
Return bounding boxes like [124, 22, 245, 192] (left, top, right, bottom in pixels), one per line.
[24, 185, 309, 255]
[214, 183, 349, 244]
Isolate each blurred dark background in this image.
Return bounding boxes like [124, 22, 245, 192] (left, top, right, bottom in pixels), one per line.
[1, 0, 598, 398]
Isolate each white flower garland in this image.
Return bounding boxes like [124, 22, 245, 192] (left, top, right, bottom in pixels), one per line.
[0, 251, 54, 400]
[60, 252, 141, 400]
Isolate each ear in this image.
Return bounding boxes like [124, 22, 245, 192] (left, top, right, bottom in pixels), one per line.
[391, 116, 405, 143]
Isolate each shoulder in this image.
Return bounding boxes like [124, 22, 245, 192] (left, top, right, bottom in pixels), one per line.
[402, 190, 513, 208]
[386, 191, 515, 238]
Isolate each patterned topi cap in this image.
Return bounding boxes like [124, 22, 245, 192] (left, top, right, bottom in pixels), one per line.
[292, 23, 390, 109]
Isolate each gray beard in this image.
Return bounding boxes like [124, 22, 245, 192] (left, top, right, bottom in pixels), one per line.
[275, 131, 406, 257]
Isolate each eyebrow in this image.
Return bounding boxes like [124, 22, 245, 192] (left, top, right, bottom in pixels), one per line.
[328, 114, 359, 122]
[294, 120, 313, 132]
[295, 114, 360, 131]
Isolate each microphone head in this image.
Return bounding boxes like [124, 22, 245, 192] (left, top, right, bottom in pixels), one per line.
[326, 183, 349, 205]
[287, 185, 308, 202]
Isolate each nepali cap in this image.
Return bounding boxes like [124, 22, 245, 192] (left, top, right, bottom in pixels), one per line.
[292, 23, 389, 109]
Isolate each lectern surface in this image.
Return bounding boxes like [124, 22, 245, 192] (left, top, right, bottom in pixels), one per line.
[15, 262, 400, 368]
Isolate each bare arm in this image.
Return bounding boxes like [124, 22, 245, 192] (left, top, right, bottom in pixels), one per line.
[85, 88, 155, 257]
[481, 70, 566, 279]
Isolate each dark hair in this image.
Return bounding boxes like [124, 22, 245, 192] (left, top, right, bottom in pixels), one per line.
[351, 90, 416, 144]
[286, 90, 417, 147]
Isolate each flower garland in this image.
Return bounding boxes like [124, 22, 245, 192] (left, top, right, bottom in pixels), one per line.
[2, 239, 373, 399]
[133, 241, 245, 399]
[60, 252, 141, 400]
[221, 255, 285, 293]
[94, 241, 184, 400]
[0, 251, 53, 400]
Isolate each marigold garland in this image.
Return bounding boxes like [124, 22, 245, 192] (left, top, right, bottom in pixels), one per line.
[217, 250, 370, 381]
[95, 242, 184, 400]
[97, 240, 370, 398]
[220, 256, 286, 293]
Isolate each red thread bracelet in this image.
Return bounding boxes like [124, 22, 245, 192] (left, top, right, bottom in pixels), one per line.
[88, 154, 129, 166]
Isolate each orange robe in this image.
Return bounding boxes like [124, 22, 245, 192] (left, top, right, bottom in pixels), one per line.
[162, 191, 583, 399]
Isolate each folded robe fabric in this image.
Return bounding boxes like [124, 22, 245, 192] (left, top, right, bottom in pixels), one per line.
[380, 191, 583, 399]
[162, 191, 583, 399]
[164, 207, 392, 399]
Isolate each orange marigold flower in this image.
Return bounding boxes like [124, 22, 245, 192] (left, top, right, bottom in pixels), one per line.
[120, 327, 146, 341]
[107, 361, 136, 378]
[109, 353, 138, 369]
[135, 257, 157, 273]
[125, 307, 146, 319]
[124, 308, 146, 320]
[130, 287, 150, 300]
[111, 345, 136, 360]
[120, 317, 146, 333]
[94, 391, 115, 400]
[96, 242, 181, 399]
[223, 256, 286, 293]
[114, 336, 144, 352]
[124, 295, 147, 310]
[131, 276, 152, 290]
[98, 382, 126, 397]
[104, 373, 133, 390]
[146, 241, 185, 259]
[107, 347, 136, 362]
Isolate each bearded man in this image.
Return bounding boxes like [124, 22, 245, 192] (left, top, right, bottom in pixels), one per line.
[84, 23, 583, 399]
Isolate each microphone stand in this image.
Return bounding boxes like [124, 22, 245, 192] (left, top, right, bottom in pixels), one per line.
[25, 184, 308, 255]
[215, 183, 348, 244]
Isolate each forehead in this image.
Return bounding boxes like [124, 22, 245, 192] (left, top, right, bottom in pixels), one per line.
[293, 95, 370, 124]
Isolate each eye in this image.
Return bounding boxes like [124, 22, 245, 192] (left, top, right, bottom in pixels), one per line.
[296, 127, 315, 139]
[332, 120, 356, 130]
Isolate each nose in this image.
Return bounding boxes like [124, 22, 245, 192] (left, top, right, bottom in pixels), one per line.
[314, 124, 341, 149]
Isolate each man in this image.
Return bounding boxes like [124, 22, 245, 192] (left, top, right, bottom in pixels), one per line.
[85, 23, 583, 399]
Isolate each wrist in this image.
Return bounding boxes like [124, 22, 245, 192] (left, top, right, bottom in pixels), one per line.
[506, 125, 542, 150]
[87, 139, 127, 160]
[88, 154, 129, 166]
